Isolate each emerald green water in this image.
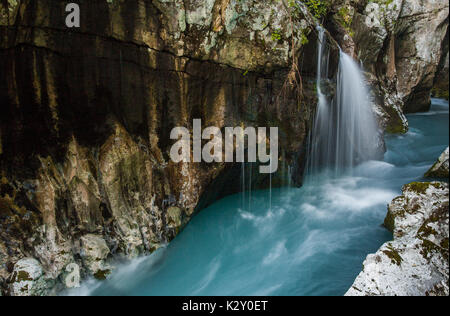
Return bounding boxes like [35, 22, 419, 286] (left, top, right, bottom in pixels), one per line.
[73, 98, 448, 296]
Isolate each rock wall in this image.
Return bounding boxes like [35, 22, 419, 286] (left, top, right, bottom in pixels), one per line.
[0, 0, 341, 295]
[0, 0, 448, 295]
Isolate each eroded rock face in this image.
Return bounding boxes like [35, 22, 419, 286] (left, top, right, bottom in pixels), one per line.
[346, 182, 449, 296]
[329, 0, 449, 132]
[0, 0, 336, 295]
[433, 52, 450, 100]
[425, 147, 449, 179]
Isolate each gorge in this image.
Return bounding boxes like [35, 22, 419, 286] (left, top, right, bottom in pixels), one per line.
[0, 0, 449, 296]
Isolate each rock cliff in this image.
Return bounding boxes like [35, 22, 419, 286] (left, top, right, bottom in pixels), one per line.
[0, 0, 338, 295]
[0, 0, 448, 295]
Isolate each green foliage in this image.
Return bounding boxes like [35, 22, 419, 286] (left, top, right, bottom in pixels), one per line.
[271, 30, 282, 41]
[300, 0, 330, 19]
[300, 32, 309, 45]
[337, 6, 354, 37]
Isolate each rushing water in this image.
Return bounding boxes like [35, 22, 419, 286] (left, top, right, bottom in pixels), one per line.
[307, 28, 380, 177]
[70, 98, 449, 296]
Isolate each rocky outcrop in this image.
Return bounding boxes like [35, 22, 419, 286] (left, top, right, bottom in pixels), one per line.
[8, 258, 53, 296]
[346, 182, 449, 296]
[79, 234, 112, 279]
[432, 51, 449, 100]
[425, 147, 449, 179]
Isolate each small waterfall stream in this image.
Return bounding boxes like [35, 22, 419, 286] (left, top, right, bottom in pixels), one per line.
[307, 27, 379, 178]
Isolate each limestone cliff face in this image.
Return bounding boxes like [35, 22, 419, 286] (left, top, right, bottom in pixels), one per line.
[0, 0, 448, 296]
[0, 0, 340, 295]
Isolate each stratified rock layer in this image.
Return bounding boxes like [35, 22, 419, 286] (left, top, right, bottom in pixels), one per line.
[346, 182, 449, 296]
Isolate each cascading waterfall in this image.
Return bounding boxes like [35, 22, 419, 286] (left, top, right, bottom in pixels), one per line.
[306, 27, 379, 178]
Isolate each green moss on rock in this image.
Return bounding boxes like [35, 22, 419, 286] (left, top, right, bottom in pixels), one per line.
[404, 182, 439, 194]
[16, 270, 33, 282]
[93, 269, 111, 281]
[384, 210, 396, 233]
[382, 246, 403, 266]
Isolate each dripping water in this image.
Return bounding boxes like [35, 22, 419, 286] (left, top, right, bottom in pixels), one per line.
[248, 162, 252, 212]
[241, 161, 245, 210]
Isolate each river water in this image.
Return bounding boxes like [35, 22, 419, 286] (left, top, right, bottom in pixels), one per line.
[72, 98, 448, 296]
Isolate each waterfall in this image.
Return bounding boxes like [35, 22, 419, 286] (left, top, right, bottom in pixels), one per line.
[306, 27, 379, 178]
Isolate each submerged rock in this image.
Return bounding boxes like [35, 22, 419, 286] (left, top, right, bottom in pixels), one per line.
[425, 147, 449, 179]
[346, 182, 449, 296]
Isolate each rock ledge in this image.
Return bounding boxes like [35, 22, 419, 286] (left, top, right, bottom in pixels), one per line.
[346, 182, 449, 296]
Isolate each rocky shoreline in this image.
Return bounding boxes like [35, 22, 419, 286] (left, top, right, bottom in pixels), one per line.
[346, 149, 449, 296]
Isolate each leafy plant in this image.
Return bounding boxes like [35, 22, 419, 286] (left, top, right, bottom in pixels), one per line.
[271, 30, 282, 41]
[300, 0, 331, 19]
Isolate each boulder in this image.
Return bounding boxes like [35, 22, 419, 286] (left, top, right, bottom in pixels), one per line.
[8, 258, 51, 296]
[346, 182, 449, 296]
[80, 234, 111, 280]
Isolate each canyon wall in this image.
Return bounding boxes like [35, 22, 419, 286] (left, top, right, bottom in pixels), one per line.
[0, 0, 448, 295]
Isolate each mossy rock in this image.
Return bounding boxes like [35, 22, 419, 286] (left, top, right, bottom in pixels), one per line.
[431, 86, 449, 101]
[404, 182, 442, 195]
[382, 246, 403, 266]
[15, 270, 33, 282]
[383, 210, 396, 233]
[93, 269, 111, 281]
